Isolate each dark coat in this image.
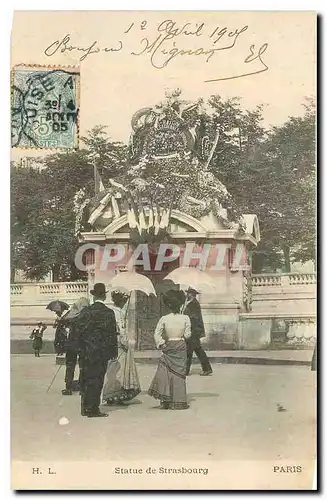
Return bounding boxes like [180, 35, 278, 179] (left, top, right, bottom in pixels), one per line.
[60, 316, 82, 353]
[54, 321, 68, 355]
[74, 301, 118, 361]
[182, 298, 205, 339]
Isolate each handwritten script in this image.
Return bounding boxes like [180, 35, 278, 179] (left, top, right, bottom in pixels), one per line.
[44, 19, 269, 82]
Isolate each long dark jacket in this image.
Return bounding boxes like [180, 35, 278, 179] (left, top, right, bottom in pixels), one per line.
[58, 298, 91, 353]
[54, 319, 68, 355]
[182, 298, 205, 339]
[74, 301, 118, 361]
[59, 317, 82, 353]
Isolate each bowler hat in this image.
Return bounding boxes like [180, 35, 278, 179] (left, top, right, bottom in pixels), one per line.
[90, 282, 107, 296]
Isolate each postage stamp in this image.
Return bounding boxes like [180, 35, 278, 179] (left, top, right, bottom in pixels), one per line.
[11, 65, 80, 149]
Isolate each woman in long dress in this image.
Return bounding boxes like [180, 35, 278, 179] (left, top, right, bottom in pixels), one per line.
[102, 291, 141, 405]
[148, 290, 192, 410]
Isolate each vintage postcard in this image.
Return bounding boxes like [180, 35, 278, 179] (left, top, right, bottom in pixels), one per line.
[10, 10, 317, 490]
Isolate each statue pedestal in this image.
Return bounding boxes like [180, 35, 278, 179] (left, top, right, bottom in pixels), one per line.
[81, 212, 260, 350]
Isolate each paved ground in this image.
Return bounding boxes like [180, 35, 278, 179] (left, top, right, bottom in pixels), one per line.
[11, 354, 316, 464]
[11, 334, 314, 365]
[134, 349, 314, 365]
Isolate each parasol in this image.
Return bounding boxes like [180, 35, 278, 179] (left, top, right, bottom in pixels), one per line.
[60, 297, 90, 322]
[109, 272, 157, 326]
[46, 300, 70, 314]
[109, 272, 157, 297]
[163, 267, 217, 293]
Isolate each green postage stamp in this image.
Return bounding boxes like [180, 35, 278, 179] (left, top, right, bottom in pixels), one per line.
[11, 65, 80, 149]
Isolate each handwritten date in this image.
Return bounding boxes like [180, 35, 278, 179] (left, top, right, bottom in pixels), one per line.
[44, 19, 269, 83]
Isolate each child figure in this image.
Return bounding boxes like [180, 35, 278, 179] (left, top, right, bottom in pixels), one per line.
[30, 322, 47, 357]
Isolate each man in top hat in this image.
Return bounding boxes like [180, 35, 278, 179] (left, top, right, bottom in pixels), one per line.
[181, 287, 213, 376]
[75, 283, 118, 417]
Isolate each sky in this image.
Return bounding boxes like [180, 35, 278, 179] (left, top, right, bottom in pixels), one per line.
[11, 10, 316, 160]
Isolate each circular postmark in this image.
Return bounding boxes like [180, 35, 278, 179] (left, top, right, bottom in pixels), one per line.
[11, 67, 80, 149]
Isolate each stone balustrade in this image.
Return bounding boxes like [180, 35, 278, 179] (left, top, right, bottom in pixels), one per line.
[251, 273, 316, 317]
[11, 273, 316, 320]
[10, 273, 316, 351]
[288, 273, 317, 285]
[252, 274, 282, 287]
[252, 273, 316, 287]
[11, 274, 316, 304]
[11, 285, 23, 295]
[11, 281, 89, 303]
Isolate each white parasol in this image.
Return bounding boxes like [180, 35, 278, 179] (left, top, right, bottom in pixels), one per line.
[109, 271, 157, 296]
[109, 271, 157, 327]
[164, 267, 217, 293]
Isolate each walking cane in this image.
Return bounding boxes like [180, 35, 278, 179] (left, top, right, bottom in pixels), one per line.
[46, 364, 62, 393]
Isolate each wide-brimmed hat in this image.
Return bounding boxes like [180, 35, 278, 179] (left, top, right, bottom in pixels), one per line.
[90, 283, 107, 296]
[187, 287, 199, 295]
[111, 290, 130, 308]
[163, 289, 185, 311]
[111, 290, 129, 301]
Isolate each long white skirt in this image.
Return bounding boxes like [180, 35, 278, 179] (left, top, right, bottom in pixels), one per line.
[102, 344, 141, 404]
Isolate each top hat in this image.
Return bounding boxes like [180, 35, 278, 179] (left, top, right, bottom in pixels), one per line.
[187, 287, 199, 295]
[90, 282, 107, 296]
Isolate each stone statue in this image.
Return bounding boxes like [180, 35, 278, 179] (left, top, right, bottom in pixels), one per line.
[75, 92, 245, 241]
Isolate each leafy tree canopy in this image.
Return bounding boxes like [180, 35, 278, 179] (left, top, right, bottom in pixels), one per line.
[11, 95, 316, 280]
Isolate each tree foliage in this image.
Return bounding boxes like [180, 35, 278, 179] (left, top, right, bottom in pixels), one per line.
[11, 128, 127, 281]
[207, 96, 316, 271]
[11, 96, 316, 281]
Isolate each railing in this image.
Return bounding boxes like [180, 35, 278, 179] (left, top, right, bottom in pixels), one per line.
[252, 273, 316, 287]
[11, 281, 88, 300]
[10, 285, 23, 295]
[252, 275, 281, 287]
[66, 282, 89, 293]
[10, 274, 316, 304]
[39, 283, 61, 294]
[289, 273, 316, 285]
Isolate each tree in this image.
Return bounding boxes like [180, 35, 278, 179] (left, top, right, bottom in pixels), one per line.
[252, 101, 316, 271]
[11, 164, 47, 280]
[11, 127, 128, 281]
[81, 125, 128, 182]
[11, 96, 316, 280]
[207, 95, 267, 212]
[208, 96, 315, 272]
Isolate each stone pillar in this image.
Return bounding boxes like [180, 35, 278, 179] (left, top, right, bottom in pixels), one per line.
[177, 240, 247, 349]
[239, 317, 272, 349]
